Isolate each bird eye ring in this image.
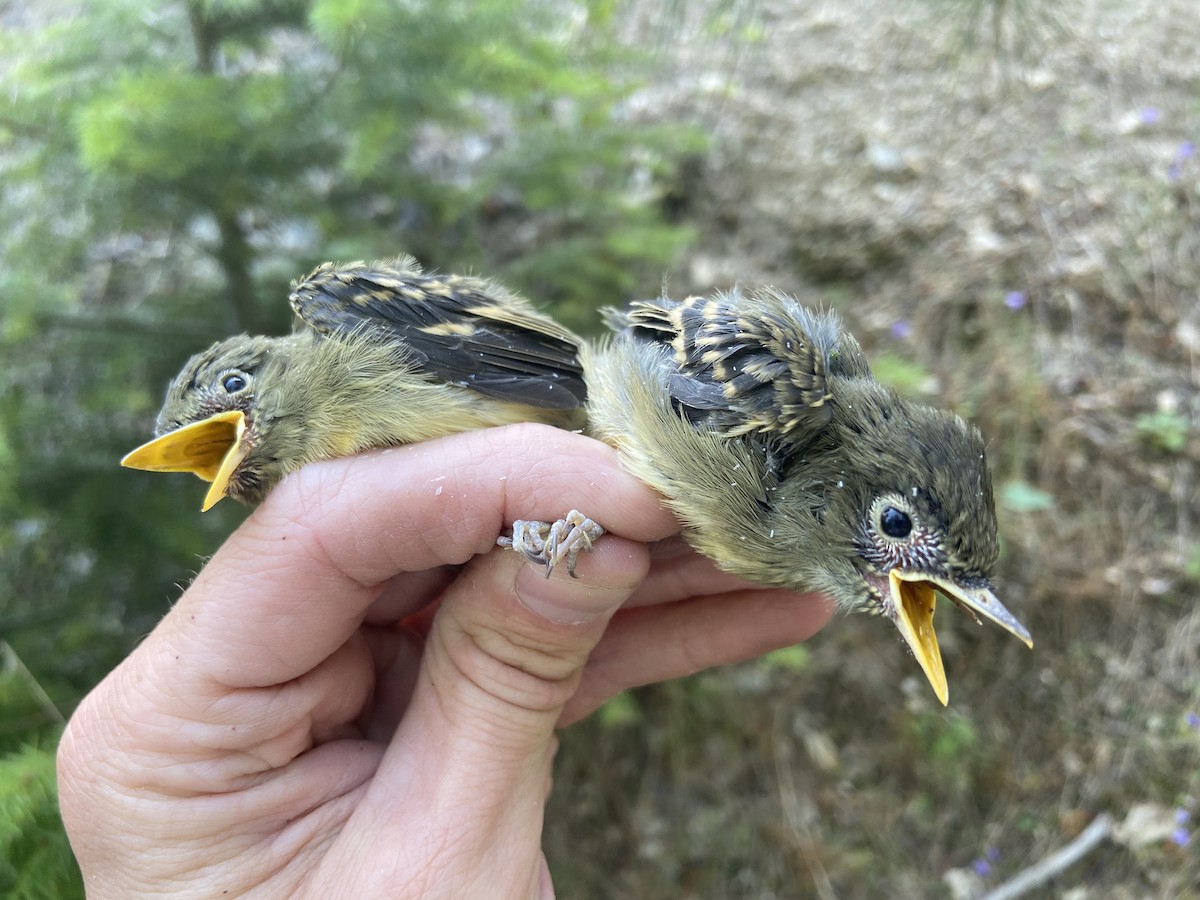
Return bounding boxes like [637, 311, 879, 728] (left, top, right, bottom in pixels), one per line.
[221, 372, 249, 393]
[868, 495, 916, 542]
[880, 506, 912, 539]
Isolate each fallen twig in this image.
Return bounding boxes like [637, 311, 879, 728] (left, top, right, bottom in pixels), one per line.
[981, 813, 1114, 900]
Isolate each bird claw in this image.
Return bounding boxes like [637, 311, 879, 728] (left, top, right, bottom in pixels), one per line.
[497, 509, 605, 578]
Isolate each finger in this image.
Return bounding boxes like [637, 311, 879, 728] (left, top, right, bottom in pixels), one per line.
[559, 589, 835, 725]
[621, 544, 770, 608]
[396, 531, 652, 755]
[362, 566, 457, 625]
[63, 630, 377, 795]
[357, 625, 425, 743]
[162, 424, 676, 693]
[325, 530, 650, 889]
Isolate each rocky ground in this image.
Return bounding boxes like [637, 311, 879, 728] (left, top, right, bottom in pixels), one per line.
[545, 1, 1200, 897]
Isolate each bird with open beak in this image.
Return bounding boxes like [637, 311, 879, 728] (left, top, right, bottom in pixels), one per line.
[121, 258, 587, 511]
[527, 288, 1032, 705]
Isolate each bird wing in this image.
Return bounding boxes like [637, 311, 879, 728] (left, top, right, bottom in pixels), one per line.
[290, 260, 586, 410]
[611, 289, 835, 442]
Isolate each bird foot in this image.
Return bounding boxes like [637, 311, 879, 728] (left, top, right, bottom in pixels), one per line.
[497, 510, 605, 578]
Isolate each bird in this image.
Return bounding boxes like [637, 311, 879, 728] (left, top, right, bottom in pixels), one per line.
[121, 257, 588, 512]
[517, 287, 1032, 704]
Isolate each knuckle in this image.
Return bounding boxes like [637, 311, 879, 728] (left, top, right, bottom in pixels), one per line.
[448, 616, 589, 716]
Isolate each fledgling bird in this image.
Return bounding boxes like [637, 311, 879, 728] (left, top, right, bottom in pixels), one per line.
[554, 288, 1031, 704]
[122, 258, 587, 511]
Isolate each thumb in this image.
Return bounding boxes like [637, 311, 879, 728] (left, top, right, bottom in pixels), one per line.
[343, 535, 649, 894]
[424, 535, 649, 742]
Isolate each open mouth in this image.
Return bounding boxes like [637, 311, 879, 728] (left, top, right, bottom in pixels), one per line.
[121, 410, 248, 511]
[867, 570, 1033, 706]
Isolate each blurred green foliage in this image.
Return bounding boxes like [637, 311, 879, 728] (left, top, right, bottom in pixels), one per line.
[0, 0, 696, 887]
[870, 349, 935, 398]
[0, 745, 82, 900]
[1134, 409, 1190, 455]
[1185, 544, 1200, 583]
[999, 479, 1056, 513]
[761, 643, 811, 674]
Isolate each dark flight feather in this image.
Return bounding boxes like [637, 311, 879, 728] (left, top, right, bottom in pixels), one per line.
[290, 259, 587, 410]
[607, 288, 835, 441]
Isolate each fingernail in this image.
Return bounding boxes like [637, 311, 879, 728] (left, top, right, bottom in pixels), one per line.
[513, 565, 619, 626]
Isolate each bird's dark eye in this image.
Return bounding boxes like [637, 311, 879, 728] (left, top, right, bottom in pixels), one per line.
[222, 373, 248, 393]
[880, 506, 912, 538]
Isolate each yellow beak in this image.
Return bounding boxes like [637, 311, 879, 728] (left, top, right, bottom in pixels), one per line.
[890, 570, 1033, 706]
[120, 410, 248, 511]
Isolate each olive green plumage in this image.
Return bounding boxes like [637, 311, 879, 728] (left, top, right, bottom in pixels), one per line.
[144, 257, 587, 506]
[585, 288, 1020, 639]
[130, 267, 1028, 698]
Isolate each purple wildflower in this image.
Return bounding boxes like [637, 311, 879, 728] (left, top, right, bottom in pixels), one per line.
[890, 320, 912, 340]
[985, 846, 1001, 862]
[1168, 142, 1195, 181]
[1140, 107, 1162, 125]
[1004, 291, 1027, 310]
[1186, 712, 1200, 729]
[972, 858, 992, 877]
[1176, 808, 1191, 826]
[1171, 827, 1190, 847]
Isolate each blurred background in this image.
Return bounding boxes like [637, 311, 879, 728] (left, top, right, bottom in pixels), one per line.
[2, 0, 1197, 896]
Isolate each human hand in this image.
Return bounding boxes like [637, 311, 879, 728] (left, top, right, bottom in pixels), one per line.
[58, 424, 832, 898]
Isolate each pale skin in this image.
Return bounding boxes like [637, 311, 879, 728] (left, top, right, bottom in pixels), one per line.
[57, 424, 833, 899]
